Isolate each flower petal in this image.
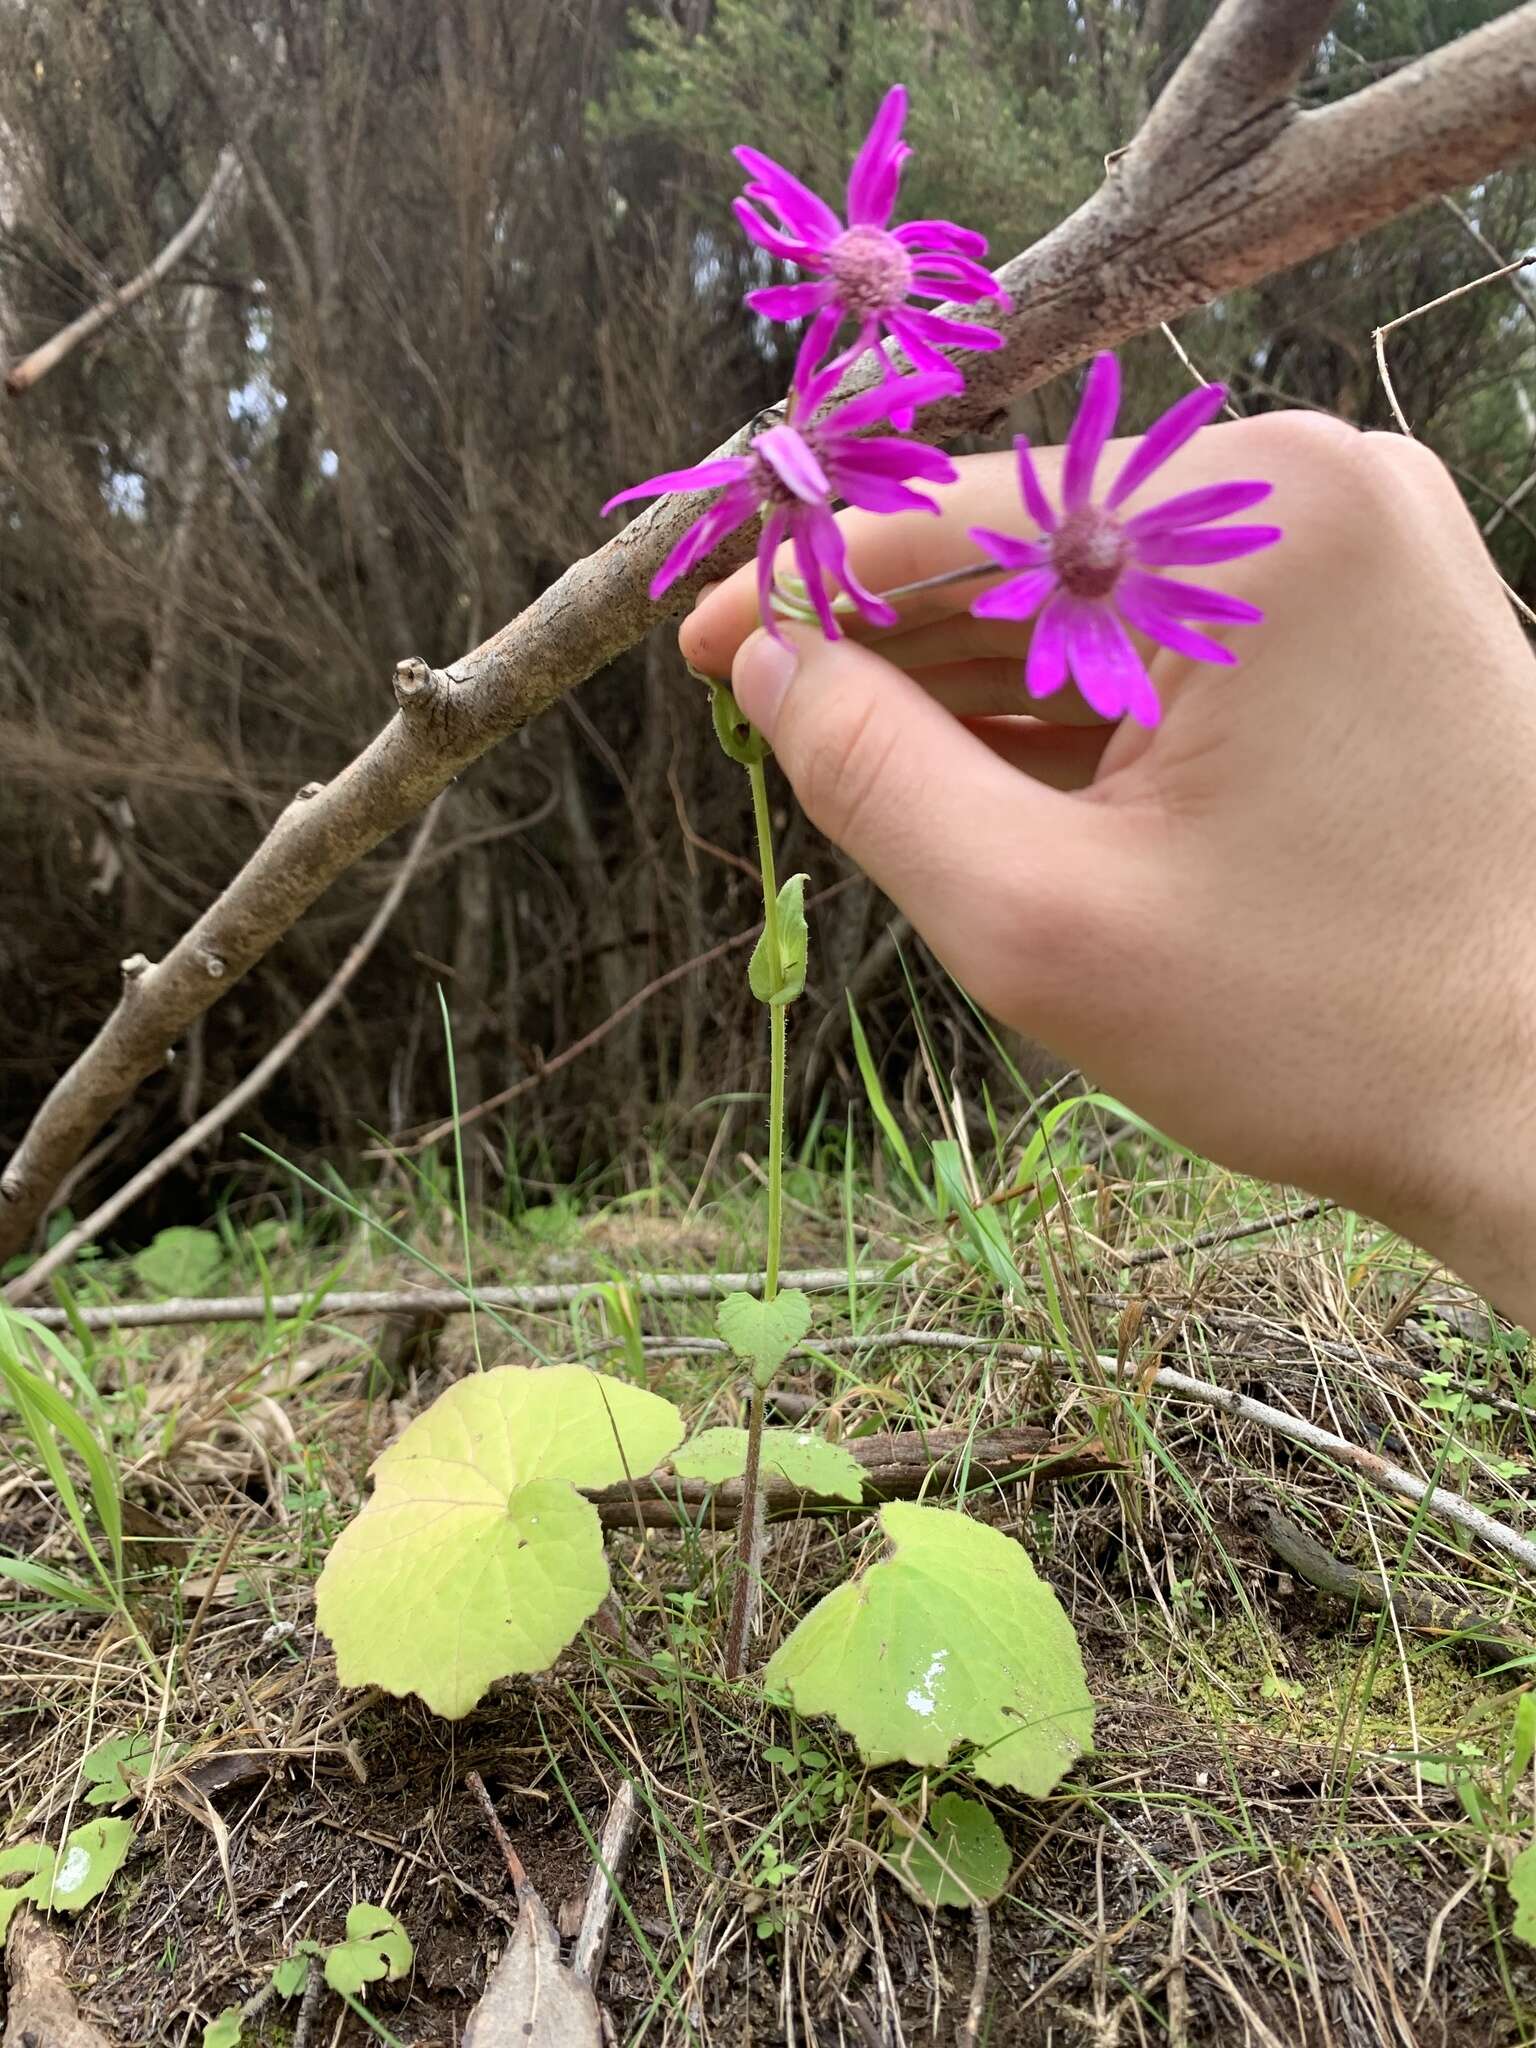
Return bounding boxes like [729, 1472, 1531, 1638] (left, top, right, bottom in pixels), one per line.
[734, 146, 842, 244]
[971, 567, 1058, 621]
[791, 304, 852, 397]
[1104, 382, 1226, 508]
[745, 281, 837, 322]
[821, 367, 959, 433]
[1115, 575, 1239, 666]
[731, 198, 820, 267]
[758, 508, 791, 640]
[792, 519, 842, 637]
[1062, 353, 1120, 512]
[831, 433, 957, 482]
[968, 524, 1050, 571]
[1012, 436, 1058, 534]
[846, 85, 909, 227]
[836, 472, 946, 516]
[1025, 593, 1070, 700]
[1120, 568, 1264, 625]
[1065, 599, 1159, 725]
[602, 457, 751, 514]
[888, 302, 1006, 354]
[907, 256, 1013, 303]
[1133, 523, 1283, 567]
[806, 511, 899, 629]
[754, 425, 831, 505]
[893, 219, 988, 259]
[1122, 479, 1272, 539]
[649, 488, 759, 597]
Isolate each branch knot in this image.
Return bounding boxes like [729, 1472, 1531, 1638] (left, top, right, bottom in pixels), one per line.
[392, 656, 450, 713]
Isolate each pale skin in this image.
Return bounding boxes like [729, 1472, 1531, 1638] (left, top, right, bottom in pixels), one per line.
[680, 413, 1536, 1323]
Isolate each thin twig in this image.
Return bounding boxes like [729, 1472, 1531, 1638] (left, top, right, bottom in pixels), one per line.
[5, 798, 443, 1307]
[4, 146, 244, 396]
[1117, 1198, 1329, 1268]
[961, 1904, 992, 2048]
[466, 1770, 529, 1893]
[16, 1266, 861, 1332]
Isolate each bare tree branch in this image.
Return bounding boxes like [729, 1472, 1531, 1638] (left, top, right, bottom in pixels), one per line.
[3, 145, 242, 396]
[3, 0, 1534, 1269]
[8, 798, 442, 1304]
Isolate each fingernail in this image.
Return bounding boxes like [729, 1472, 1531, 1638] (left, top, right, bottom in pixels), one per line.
[733, 628, 801, 737]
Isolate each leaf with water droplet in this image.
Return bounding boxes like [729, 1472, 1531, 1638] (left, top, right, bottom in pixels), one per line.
[45, 1817, 134, 1911]
[316, 1367, 683, 1717]
[764, 1502, 1093, 1796]
[673, 1426, 863, 1502]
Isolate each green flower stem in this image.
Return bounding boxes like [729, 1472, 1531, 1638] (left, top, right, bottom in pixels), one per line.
[725, 748, 787, 1681]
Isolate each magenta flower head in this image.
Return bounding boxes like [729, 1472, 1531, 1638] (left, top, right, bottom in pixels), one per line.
[968, 354, 1281, 728]
[602, 365, 958, 640]
[735, 85, 1010, 408]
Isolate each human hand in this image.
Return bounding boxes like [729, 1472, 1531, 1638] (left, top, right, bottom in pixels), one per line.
[680, 413, 1536, 1318]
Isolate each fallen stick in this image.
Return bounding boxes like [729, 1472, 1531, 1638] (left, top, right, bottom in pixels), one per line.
[572, 1780, 640, 1987]
[5, 1, 1535, 1264]
[584, 1426, 1114, 1529]
[2, 1908, 119, 2048]
[13, 1265, 861, 1332]
[1252, 1499, 1531, 1669]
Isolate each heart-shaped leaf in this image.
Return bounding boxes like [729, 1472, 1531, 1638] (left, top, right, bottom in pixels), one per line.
[323, 1901, 413, 1994]
[716, 1290, 811, 1388]
[887, 1792, 1010, 1908]
[316, 1367, 683, 1717]
[81, 1731, 154, 1807]
[748, 875, 809, 1006]
[132, 1226, 223, 1296]
[673, 1426, 863, 1503]
[202, 2011, 245, 2048]
[272, 1953, 311, 1998]
[764, 1502, 1093, 1796]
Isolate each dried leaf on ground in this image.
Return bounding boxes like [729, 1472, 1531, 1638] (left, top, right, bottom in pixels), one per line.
[463, 1884, 601, 2047]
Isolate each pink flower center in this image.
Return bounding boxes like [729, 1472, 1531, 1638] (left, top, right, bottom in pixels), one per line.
[749, 425, 828, 508]
[827, 225, 913, 319]
[1050, 506, 1128, 600]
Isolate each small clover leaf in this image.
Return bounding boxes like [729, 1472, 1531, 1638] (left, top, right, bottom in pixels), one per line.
[80, 1730, 154, 1807]
[888, 1792, 1010, 1909]
[716, 1290, 811, 1389]
[315, 1366, 683, 1717]
[748, 875, 809, 1006]
[323, 1901, 413, 1994]
[764, 1502, 1094, 1796]
[1511, 1842, 1536, 1947]
[674, 1425, 863, 1502]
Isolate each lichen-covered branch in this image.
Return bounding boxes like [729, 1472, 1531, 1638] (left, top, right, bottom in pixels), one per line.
[3, 0, 1534, 1275]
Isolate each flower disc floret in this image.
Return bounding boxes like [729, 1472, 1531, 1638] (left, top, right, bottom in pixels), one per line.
[967, 353, 1282, 728]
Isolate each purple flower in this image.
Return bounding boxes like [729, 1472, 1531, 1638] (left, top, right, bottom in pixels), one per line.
[735, 85, 1010, 410]
[967, 354, 1281, 728]
[602, 367, 958, 639]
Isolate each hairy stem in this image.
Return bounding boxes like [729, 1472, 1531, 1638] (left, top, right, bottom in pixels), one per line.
[724, 749, 787, 1681]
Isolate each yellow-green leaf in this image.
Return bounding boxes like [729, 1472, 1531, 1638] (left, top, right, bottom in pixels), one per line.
[324, 1902, 413, 1994]
[765, 1503, 1093, 1797]
[673, 1426, 863, 1502]
[887, 1792, 1010, 1908]
[315, 1367, 683, 1717]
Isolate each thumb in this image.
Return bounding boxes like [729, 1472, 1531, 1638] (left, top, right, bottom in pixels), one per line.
[731, 623, 1118, 1012]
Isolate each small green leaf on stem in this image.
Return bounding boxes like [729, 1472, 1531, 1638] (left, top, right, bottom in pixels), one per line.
[748, 875, 809, 1005]
[716, 1290, 811, 1387]
[323, 1902, 413, 1994]
[674, 1425, 863, 1501]
[705, 678, 770, 766]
